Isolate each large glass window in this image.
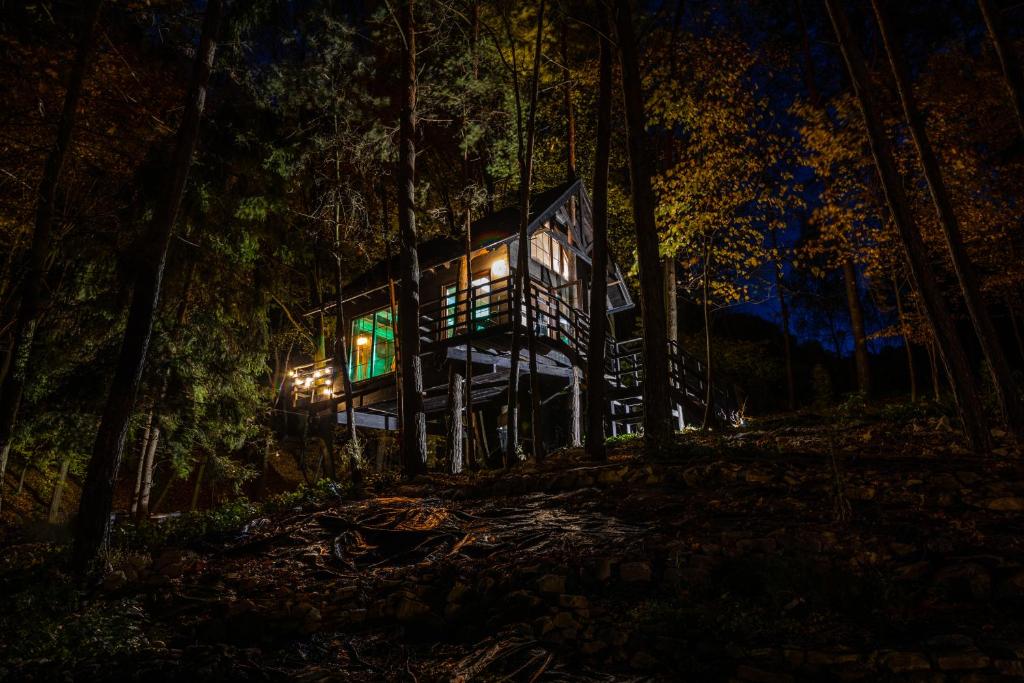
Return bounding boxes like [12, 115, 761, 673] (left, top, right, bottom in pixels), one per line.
[530, 229, 571, 279]
[350, 308, 396, 382]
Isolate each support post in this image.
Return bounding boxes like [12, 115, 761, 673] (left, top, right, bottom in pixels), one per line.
[570, 365, 582, 447]
[448, 369, 464, 474]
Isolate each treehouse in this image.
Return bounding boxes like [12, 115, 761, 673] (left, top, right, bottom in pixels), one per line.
[284, 179, 730, 461]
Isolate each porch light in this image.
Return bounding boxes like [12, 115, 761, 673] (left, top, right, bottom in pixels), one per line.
[355, 335, 370, 346]
[304, 377, 313, 387]
[491, 258, 508, 278]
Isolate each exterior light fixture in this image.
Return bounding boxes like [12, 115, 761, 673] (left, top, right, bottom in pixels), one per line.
[356, 335, 370, 346]
[304, 377, 313, 387]
[491, 258, 509, 278]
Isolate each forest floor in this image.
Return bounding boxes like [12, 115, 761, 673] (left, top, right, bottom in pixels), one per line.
[4, 407, 1024, 681]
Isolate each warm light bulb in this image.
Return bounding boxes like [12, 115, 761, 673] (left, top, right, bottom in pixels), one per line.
[491, 258, 509, 278]
[356, 335, 370, 346]
[304, 377, 313, 387]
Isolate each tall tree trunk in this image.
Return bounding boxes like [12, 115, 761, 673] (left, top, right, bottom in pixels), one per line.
[585, 8, 612, 462]
[0, 0, 104, 511]
[72, 0, 222, 571]
[561, 18, 577, 179]
[463, 4, 478, 471]
[769, 230, 796, 410]
[977, 0, 1024, 139]
[333, 253, 357, 442]
[47, 457, 70, 524]
[130, 410, 154, 516]
[842, 259, 871, 396]
[16, 460, 28, 497]
[825, 0, 991, 451]
[190, 453, 208, 512]
[664, 259, 679, 345]
[892, 270, 918, 403]
[397, 0, 427, 477]
[137, 424, 159, 519]
[614, 0, 674, 453]
[701, 242, 714, 430]
[874, 0, 1023, 437]
[505, 0, 546, 467]
[448, 368, 464, 474]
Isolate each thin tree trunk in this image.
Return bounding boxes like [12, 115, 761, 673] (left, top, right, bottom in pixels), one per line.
[1009, 302, 1024, 362]
[664, 259, 679, 345]
[72, 0, 222, 570]
[137, 424, 159, 519]
[463, 4, 478, 471]
[0, 0, 104, 513]
[977, 0, 1024, 139]
[397, 0, 426, 477]
[505, 0, 547, 467]
[615, 0, 674, 453]
[190, 453, 208, 512]
[448, 368, 464, 474]
[874, 0, 1023, 438]
[333, 253, 357, 443]
[826, 0, 990, 451]
[16, 460, 28, 496]
[842, 258, 871, 396]
[585, 7, 612, 463]
[770, 230, 795, 410]
[48, 457, 70, 524]
[892, 270, 918, 403]
[561, 18, 577, 179]
[701, 242, 714, 431]
[257, 432, 271, 501]
[570, 366, 582, 447]
[928, 339, 942, 401]
[130, 410, 154, 515]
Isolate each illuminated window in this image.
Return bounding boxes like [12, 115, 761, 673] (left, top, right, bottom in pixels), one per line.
[530, 229, 571, 279]
[350, 308, 396, 382]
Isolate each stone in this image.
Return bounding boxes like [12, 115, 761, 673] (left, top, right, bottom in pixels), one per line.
[744, 469, 774, 484]
[447, 582, 470, 603]
[537, 574, 566, 594]
[987, 497, 1024, 511]
[630, 651, 658, 670]
[580, 640, 606, 655]
[619, 561, 652, 583]
[883, 652, 931, 672]
[996, 570, 1024, 598]
[552, 611, 579, 630]
[995, 660, 1024, 677]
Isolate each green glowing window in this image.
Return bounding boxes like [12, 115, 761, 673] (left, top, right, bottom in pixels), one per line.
[350, 308, 396, 382]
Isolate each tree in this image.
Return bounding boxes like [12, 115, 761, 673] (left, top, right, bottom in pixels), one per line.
[0, 0, 104, 513]
[614, 0, 673, 453]
[504, 0, 547, 466]
[977, 0, 1024, 140]
[824, 0, 991, 452]
[585, 6, 612, 462]
[872, 0, 1023, 438]
[73, 0, 224, 570]
[397, 0, 427, 477]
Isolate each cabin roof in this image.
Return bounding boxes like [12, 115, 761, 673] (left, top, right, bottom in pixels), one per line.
[342, 179, 581, 297]
[315, 178, 633, 314]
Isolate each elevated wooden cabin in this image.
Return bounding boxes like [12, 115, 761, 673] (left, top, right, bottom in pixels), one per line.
[284, 179, 730, 461]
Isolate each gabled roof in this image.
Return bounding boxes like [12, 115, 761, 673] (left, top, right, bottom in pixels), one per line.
[320, 179, 633, 313]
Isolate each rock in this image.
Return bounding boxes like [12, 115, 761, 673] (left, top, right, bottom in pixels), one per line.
[986, 497, 1024, 511]
[534, 616, 555, 636]
[102, 570, 127, 592]
[619, 561, 652, 583]
[537, 574, 566, 594]
[580, 640, 606, 655]
[597, 466, 628, 484]
[883, 652, 931, 672]
[995, 660, 1024, 676]
[583, 558, 613, 583]
[735, 664, 794, 683]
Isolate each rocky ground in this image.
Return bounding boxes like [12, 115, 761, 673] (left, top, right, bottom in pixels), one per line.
[4, 412, 1024, 681]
